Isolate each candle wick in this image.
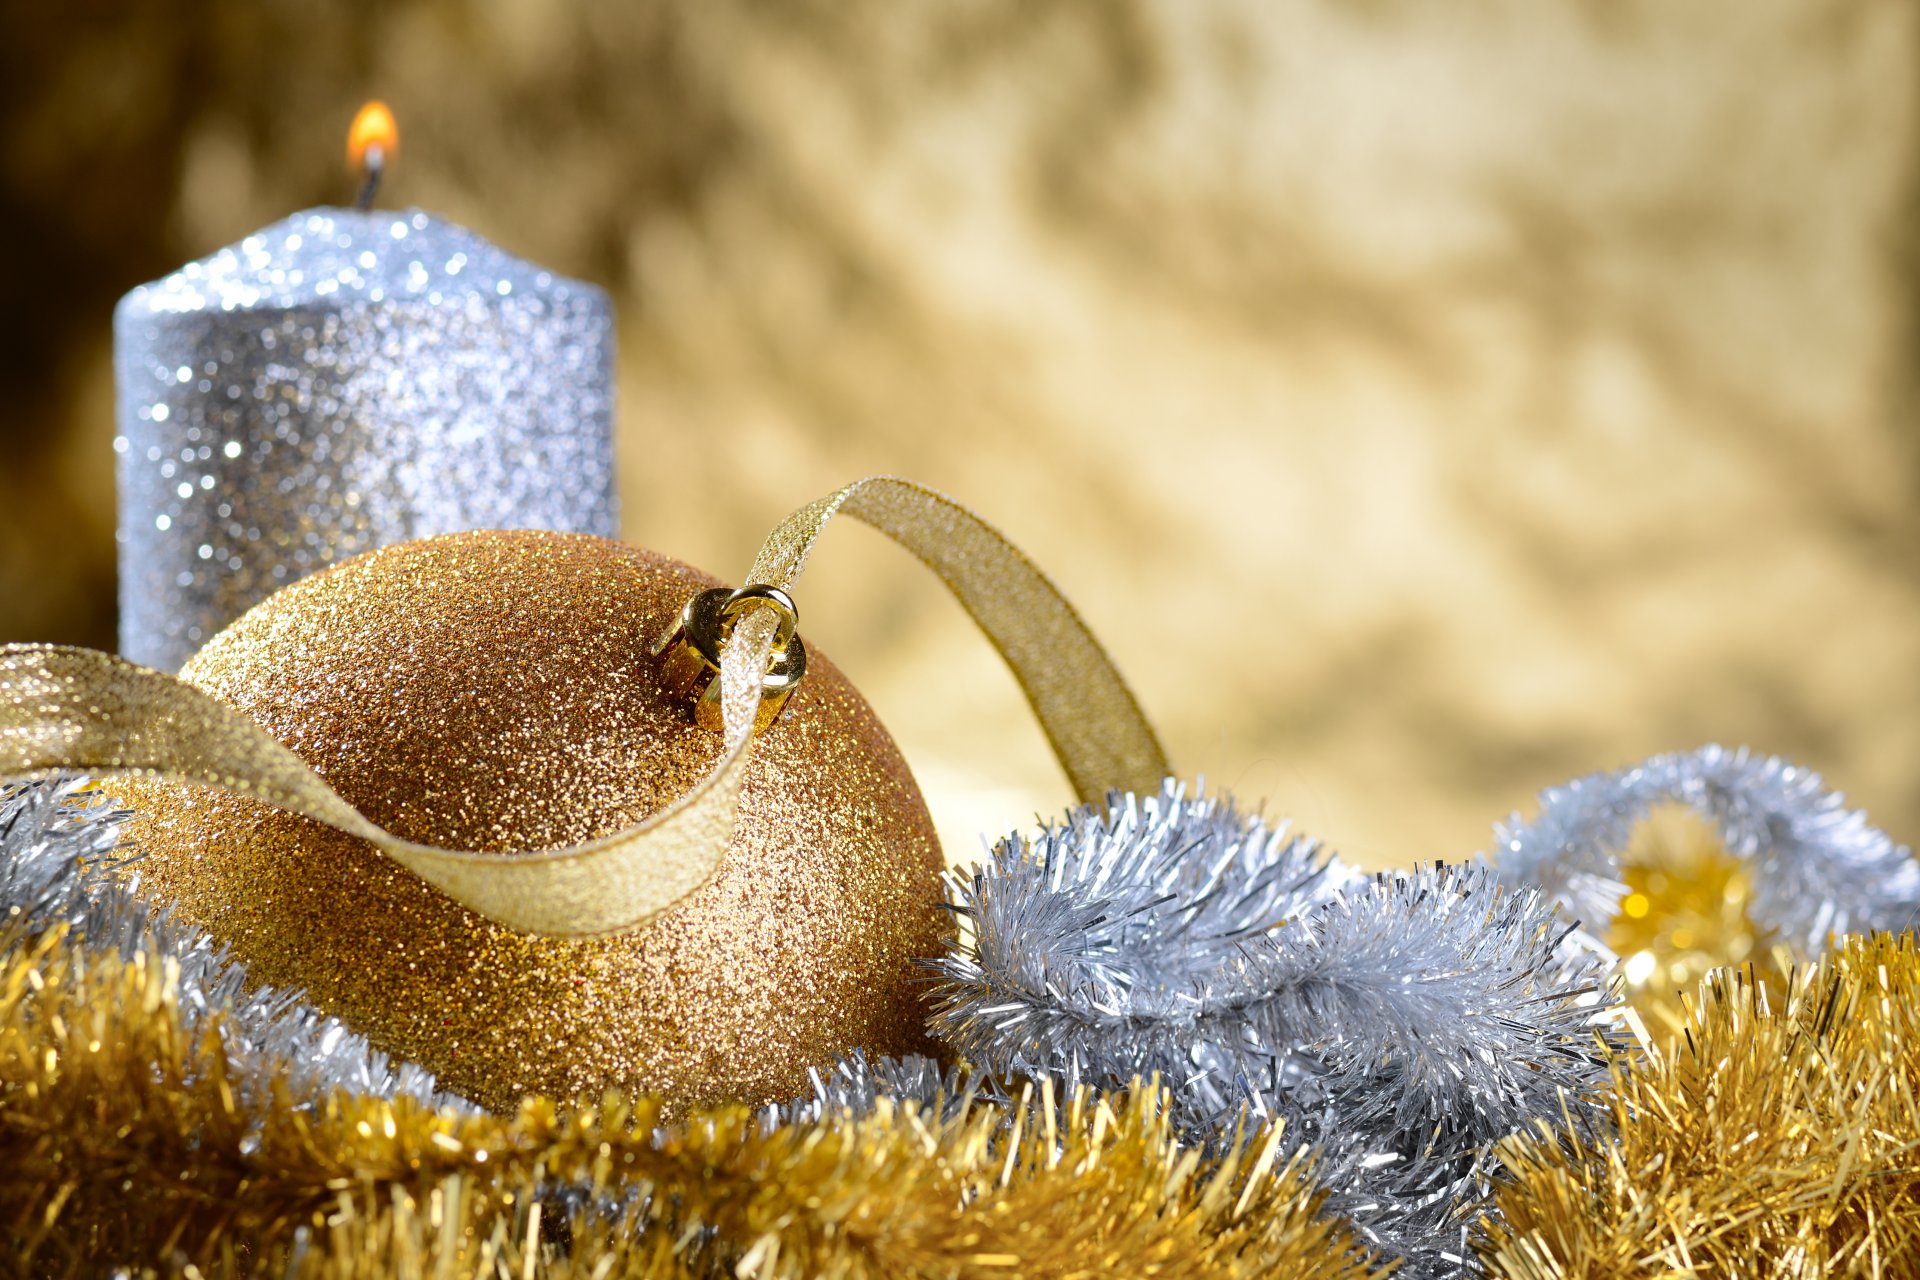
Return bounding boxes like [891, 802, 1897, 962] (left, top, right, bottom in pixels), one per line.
[354, 146, 385, 212]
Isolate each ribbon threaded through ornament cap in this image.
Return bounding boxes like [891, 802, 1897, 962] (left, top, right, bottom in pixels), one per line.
[0, 477, 1170, 937]
[654, 583, 810, 735]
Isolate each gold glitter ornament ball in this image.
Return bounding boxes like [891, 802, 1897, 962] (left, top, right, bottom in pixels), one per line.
[111, 529, 949, 1112]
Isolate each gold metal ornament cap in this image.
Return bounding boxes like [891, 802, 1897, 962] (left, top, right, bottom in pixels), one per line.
[108, 528, 950, 1113]
[654, 583, 809, 735]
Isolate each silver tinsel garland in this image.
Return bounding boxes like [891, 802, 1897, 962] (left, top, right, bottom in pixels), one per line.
[922, 782, 1621, 1276]
[927, 785, 1614, 1146]
[1489, 743, 1920, 955]
[5, 746, 1917, 1277]
[761, 1049, 968, 1130]
[0, 776, 455, 1109]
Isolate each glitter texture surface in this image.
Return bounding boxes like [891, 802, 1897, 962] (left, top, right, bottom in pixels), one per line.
[114, 208, 617, 675]
[111, 530, 947, 1112]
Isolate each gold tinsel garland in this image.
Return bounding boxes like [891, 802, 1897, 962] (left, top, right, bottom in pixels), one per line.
[7, 783, 1918, 1275]
[0, 926, 1382, 1279]
[1481, 931, 1920, 1277]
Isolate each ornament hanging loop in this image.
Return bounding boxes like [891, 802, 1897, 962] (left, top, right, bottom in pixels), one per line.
[654, 584, 809, 735]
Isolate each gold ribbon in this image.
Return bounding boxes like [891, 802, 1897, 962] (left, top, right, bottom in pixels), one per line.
[0, 477, 1168, 937]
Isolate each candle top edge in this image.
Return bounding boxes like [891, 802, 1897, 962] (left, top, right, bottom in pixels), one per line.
[118, 207, 609, 319]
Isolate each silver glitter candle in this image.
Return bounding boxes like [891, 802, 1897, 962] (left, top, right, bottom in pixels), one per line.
[114, 207, 617, 673]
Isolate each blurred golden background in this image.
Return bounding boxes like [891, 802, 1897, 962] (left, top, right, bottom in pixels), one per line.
[3, 1, 1917, 868]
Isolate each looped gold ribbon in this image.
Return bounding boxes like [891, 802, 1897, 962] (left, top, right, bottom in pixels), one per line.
[0, 477, 1168, 937]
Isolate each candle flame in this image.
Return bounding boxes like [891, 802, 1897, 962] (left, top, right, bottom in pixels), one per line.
[347, 101, 399, 170]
